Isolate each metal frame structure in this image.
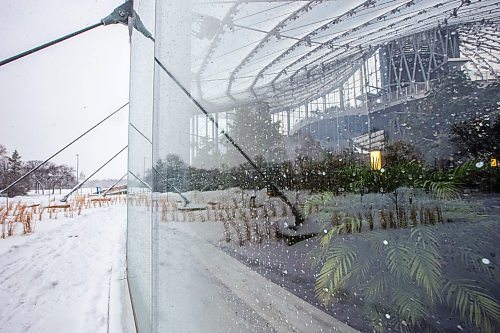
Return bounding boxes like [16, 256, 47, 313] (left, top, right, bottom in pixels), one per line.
[192, 0, 499, 113]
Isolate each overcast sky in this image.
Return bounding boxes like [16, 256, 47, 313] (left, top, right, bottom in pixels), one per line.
[0, 0, 130, 180]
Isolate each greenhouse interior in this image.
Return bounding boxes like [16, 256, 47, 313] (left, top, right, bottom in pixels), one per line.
[126, 0, 500, 332]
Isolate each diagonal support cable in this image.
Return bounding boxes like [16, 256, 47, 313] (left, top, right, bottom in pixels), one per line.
[0, 23, 103, 67]
[60, 145, 128, 202]
[154, 57, 303, 226]
[102, 172, 128, 197]
[153, 167, 190, 206]
[0, 102, 128, 196]
[0, 1, 153, 67]
[129, 170, 152, 191]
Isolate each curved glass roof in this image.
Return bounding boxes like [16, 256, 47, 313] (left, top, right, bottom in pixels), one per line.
[188, 0, 500, 112]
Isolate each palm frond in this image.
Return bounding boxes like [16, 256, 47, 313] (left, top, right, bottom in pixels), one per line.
[420, 178, 461, 200]
[366, 232, 390, 253]
[314, 244, 357, 305]
[418, 160, 477, 200]
[445, 279, 500, 333]
[307, 246, 324, 269]
[450, 160, 477, 179]
[319, 223, 345, 254]
[391, 287, 429, 328]
[410, 226, 439, 250]
[458, 247, 495, 278]
[364, 271, 394, 302]
[386, 245, 412, 281]
[313, 210, 337, 226]
[409, 247, 442, 302]
[340, 250, 375, 288]
[300, 191, 336, 218]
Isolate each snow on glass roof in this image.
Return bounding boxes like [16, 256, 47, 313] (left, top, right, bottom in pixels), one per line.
[188, 0, 500, 112]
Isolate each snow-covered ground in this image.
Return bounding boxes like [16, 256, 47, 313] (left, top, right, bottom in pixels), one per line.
[0, 202, 127, 333]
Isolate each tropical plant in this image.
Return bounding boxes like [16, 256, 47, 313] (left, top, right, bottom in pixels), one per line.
[417, 159, 477, 200]
[312, 224, 500, 332]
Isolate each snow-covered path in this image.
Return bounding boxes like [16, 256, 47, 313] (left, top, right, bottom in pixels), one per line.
[0, 204, 127, 333]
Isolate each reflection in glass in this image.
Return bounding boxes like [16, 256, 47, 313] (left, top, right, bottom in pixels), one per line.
[127, 1, 500, 332]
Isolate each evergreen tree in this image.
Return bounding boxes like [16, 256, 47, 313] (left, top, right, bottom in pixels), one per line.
[223, 102, 285, 166]
[0, 145, 8, 191]
[5, 150, 28, 197]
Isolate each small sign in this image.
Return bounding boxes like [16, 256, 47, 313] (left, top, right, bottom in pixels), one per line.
[370, 150, 382, 171]
[491, 158, 497, 167]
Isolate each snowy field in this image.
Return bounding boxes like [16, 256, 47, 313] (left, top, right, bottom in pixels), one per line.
[0, 198, 128, 333]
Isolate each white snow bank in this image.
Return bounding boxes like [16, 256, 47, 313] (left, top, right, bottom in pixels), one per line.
[0, 204, 127, 333]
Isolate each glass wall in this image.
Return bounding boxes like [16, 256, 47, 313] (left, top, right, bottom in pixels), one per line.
[127, 1, 155, 332]
[128, 1, 500, 332]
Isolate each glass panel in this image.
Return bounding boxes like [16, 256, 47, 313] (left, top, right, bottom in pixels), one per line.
[128, 1, 500, 332]
[127, 1, 155, 332]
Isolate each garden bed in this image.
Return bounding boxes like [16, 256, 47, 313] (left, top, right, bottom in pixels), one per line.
[213, 191, 500, 332]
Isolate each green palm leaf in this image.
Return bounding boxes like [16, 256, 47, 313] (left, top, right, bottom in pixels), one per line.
[422, 179, 461, 200]
[386, 245, 412, 281]
[364, 271, 394, 302]
[445, 279, 500, 333]
[458, 248, 495, 278]
[408, 227, 442, 301]
[391, 287, 428, 327]
[417, 160, 477, 200]
[411, 226, 439, 250]
[340, 251, 375, 288]
[366, 232, 390, 253]
[409, 247, 442, 302]
[300, 191, 336, 218]
[319, 223, 345, 254]
[315, 244, 357, 305]
[308, 246, 325, 269]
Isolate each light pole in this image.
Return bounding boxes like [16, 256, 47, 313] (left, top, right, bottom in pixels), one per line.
[76, 154, 79, 186]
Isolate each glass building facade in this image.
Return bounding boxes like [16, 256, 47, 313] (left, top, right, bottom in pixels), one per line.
[128, 1, 500, 332]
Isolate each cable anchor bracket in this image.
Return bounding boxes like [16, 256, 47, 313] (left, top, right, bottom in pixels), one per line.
[101, 1, 153, 41]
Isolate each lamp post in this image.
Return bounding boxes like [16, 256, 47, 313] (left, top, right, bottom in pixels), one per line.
[76, 154, 79, 186]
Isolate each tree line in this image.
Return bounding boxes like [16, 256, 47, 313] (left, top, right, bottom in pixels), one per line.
[0, 145, 76, 197]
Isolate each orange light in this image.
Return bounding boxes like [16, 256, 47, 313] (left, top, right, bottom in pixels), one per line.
[370, 150, 382, 171]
